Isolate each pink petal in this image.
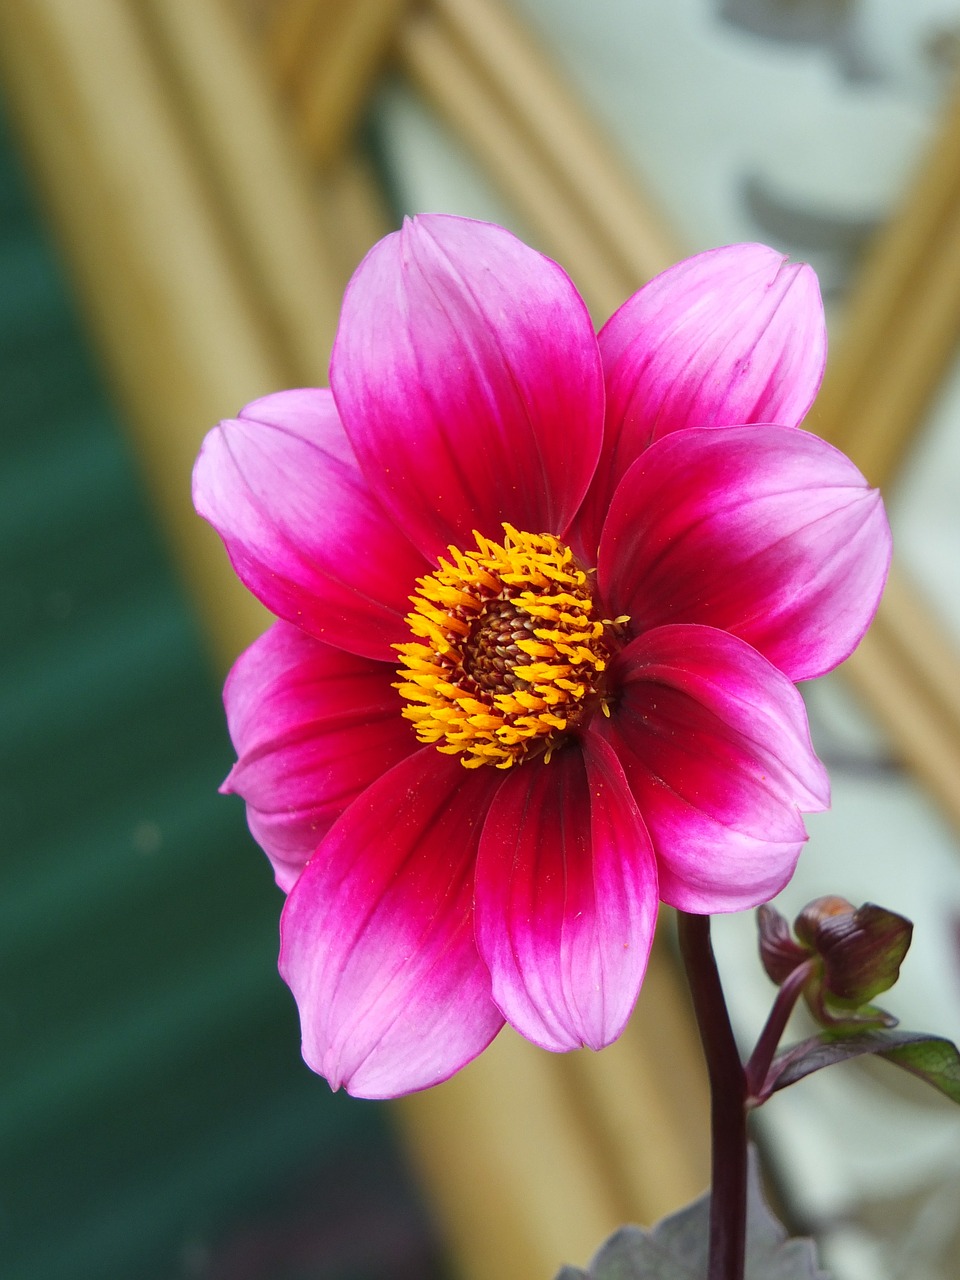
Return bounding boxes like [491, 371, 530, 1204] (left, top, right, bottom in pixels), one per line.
[474, 734, 658, 1052]
[330, 214, 604, 560]
[598, 424, 891, 681]
[574, 244, 825, 559]
[279, 748, 505, 1098]
[192, 388, 427, 660]
[222, 621, 417, 892]
[599, 625, 830, 912]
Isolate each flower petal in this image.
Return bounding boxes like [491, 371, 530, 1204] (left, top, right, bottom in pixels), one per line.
[222, 621, 416, 892]
[598, 425, 891, 681]
[598, 625, 830, 912]
[279, 748, 505, 1098]
[474, 734, 658, 1052]
[574, 244, 825, 558]
[193, 388, 427, 660]
[330, 214, 604, 560]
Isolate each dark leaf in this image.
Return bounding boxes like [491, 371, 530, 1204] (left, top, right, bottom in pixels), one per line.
[757, 903, 808, 985]
[554, 1149, 827, 1279]
[767, 1029, 960, 1104]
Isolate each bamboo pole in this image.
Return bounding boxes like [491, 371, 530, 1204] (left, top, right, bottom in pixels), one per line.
[313, 148, 396, 278]
[402, 1031, 635, 1280]
[806, 76, 960, 841]
[137, 0, 344, 383]
[397, 5, 631, 318]
[559, 928, 710, 1224]
[0, 0, 282, 664]
[842, 571, 960, 835]
[263, 0, 326, 89]
[268, 0, 413, 168]
[432, 0, 678, 286]
[0, 0, 391, 669]
[401, 935, 709, 1280]
[815, 78, 960, 486]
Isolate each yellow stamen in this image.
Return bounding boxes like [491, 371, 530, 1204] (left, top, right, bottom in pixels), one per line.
[394, 524, 617, 769]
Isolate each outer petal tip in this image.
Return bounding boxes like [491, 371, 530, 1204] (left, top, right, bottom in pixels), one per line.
[331, 213, 604, 559]
[192, 389, 425, 660]
[601, 625, 830, 913]
[599, 424, 893, 682]
[575, 243, 827, 559]
[278, 750, 505, 1099]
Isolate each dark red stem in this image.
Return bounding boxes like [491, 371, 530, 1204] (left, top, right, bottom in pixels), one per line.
[677, 911, 747, 1280]
[744, 958, 815, 1104]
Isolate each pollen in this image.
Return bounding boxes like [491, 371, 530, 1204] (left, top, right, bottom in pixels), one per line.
[395, 524, 613, 768]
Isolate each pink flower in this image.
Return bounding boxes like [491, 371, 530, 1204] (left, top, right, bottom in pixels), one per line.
[193, 215, 891, 1098]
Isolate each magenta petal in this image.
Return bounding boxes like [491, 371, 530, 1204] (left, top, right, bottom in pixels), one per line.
[599, 625, 830, 912]
[474, 735, 658, 1052]
[598, 425, 891, 681]
[278, 749, 505, 1098]
[575, 244, 825, 558]
[192, 388, 427, 660]
[222, 621, 416, 892]
[330, 214, 604, 559]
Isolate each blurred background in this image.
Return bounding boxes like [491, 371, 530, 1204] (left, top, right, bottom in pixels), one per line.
[1, 2, 960, 1278]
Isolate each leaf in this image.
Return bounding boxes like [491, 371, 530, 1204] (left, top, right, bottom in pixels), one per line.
[766, 1029, 960, 1103]
[554, 1148, 827, 1279]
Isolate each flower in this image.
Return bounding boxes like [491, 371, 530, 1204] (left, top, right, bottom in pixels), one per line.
[193, 215, 891, 1098]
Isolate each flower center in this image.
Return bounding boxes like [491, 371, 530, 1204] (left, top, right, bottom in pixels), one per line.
[395, 524, 615, 769]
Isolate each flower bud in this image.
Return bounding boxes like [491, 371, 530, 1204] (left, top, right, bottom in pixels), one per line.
[796, 897, 912, 1006]
[757, 896, 913, 1030]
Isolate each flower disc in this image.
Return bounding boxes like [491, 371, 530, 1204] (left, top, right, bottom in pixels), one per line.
[395, 525, 612, 768]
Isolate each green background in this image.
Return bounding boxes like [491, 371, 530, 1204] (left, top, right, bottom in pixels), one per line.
[0, 102, 442, 1280]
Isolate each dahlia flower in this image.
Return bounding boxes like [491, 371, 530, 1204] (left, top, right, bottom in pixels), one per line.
[193, 215, 890, 1099]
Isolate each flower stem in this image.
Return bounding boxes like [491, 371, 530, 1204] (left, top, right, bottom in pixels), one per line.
[744, 959, 815, 1104]
[677, 911, 747, 1280]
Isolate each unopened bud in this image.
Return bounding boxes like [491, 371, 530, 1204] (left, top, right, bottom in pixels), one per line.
[796, 897, 912, 1007]
[757, 896, 912, 1030]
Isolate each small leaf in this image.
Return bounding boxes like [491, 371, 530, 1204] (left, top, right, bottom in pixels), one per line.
[758, 902, 809, 985]
[554, 1149, 827, 1279]
[766, 1029, 960, 1103]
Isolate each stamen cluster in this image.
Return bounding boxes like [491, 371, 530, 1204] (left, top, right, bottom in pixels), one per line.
[395, 524, 610, 768]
